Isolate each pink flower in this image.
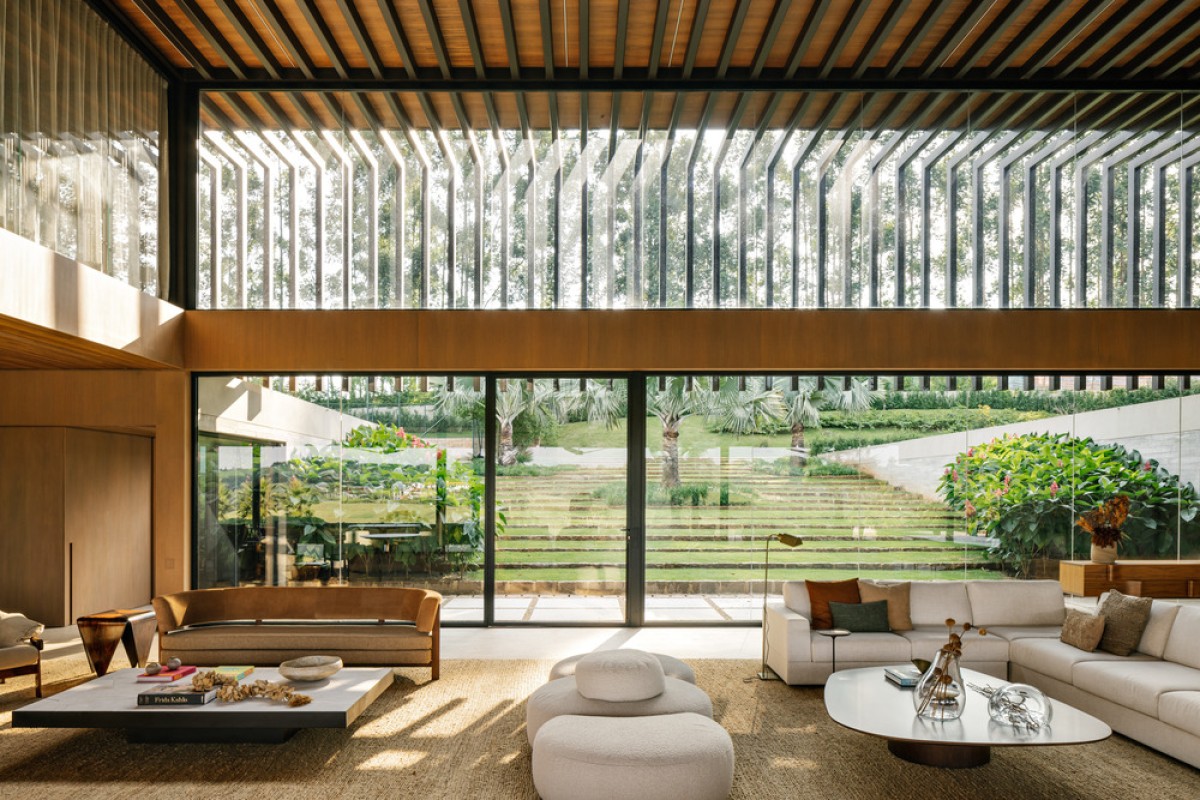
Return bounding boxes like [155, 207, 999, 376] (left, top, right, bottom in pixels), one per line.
[1143, 461, 1152, 471]
[952, 470, 958, 482]
[967, 448, 975, 457]
[1050, 481, 1059, 496]
[944, 468, 950, 476]
[1004, 474, 1011, 487]
[965, 501, 976, 518]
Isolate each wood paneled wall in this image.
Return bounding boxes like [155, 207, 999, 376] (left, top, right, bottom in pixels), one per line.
[184, 309, 1200, 374]
[0, 429, 67, 624]
[0, 372, 191, 605]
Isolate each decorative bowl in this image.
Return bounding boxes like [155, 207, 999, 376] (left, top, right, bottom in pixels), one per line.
[279, 655, 343, 682]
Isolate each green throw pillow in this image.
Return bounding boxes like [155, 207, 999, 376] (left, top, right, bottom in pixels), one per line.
[829, 600, 890, 633]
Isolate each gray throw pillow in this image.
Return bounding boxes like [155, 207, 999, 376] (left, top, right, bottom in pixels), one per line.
[829, 600, 890, 633]
[1097, 589, 1153, 656]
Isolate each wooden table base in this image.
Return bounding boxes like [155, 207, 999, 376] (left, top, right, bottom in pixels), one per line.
[77, 609, 157, 676]
[887, 739, 991, 768]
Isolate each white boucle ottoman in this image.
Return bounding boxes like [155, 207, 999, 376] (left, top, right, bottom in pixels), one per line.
[532, 713, 735, 800]
[548, 651, 697, 684]
[526, 650, 714, 743]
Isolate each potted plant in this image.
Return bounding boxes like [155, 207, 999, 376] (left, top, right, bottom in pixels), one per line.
[1077, 495, 1130, 564]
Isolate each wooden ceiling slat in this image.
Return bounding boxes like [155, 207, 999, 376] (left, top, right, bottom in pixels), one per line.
[210, 0, 284, 78]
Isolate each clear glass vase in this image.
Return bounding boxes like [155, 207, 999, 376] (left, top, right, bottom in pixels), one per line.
[912, 648, 965, 720]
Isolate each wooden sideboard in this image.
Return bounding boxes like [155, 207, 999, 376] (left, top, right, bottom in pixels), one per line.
[1059, 560, 1200, 598]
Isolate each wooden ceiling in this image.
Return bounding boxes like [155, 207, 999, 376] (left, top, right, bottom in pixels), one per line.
[93, 1, 1200, 131]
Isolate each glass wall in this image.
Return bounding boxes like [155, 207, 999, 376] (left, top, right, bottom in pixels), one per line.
[0, 1, 165, 294]
[197, 91, 1199, 312]
[195, 375, 486, 623]
[195, 373, 1200, 624]
[492, 378, 628, 623]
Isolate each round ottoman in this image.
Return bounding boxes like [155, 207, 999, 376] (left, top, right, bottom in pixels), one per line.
[532, 712, 735, 800]
[549, 651, 697, 685]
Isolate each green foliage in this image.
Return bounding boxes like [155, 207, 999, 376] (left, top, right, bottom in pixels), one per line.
[937, 433, 1200, 576]
[753, 458, 863, 477]
[591, 480, 756, 507]
[818, 407, 1048, 432]
[881, 385, 1196, 413]
[342, 423, 432, 452]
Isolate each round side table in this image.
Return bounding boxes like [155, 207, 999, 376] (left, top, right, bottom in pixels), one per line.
[817, 628, 852, 676]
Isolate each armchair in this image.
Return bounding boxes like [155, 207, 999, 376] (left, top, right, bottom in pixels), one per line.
[0, 612, 45, 697]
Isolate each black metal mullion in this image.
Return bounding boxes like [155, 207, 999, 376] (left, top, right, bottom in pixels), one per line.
[626, 375, 647, 627]
[168, 82, 200, 307]
[484, 377, 497, 626]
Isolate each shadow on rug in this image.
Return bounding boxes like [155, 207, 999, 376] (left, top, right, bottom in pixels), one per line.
[1, 655, 1197, 799]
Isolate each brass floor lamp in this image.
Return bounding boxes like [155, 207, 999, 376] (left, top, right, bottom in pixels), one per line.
[758, 533, 804, 680]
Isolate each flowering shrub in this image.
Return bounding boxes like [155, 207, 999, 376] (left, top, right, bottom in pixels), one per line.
[937, 433, 1199, 576]
[342, 423, 433, 451]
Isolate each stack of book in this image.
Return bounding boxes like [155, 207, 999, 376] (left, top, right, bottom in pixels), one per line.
[883, 665, 922, 687]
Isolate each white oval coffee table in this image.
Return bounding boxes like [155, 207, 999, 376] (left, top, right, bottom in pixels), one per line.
[824, 666, 1111, 768]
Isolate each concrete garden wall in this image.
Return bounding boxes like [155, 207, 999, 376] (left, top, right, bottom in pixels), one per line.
[829, 395, 1200, 504]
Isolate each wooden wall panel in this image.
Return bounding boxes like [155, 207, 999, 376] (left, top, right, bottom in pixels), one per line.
[0, 372, 190, 599]
[64, 429, 153, 620]
[0, 428, 66, 625]
[184, 309, 1200, 374]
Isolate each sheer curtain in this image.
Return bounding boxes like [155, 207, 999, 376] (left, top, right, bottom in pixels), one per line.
[0, 0, 166, 296]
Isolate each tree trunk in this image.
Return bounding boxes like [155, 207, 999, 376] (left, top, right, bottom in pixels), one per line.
[661, 425, 681, 489]
[499, 421, 517, 466]
[790, 422, 807, 467]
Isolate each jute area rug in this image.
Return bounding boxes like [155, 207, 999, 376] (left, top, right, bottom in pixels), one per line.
[1, 652, 1198, 800]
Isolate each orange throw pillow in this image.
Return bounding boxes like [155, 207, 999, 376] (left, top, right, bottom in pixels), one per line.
[805, 579, 861, 630]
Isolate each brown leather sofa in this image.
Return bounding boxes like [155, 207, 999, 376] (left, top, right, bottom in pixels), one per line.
[152, 586, 441, 680]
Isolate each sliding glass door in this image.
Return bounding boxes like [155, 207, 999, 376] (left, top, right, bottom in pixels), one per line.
[493, 378, 630, 623]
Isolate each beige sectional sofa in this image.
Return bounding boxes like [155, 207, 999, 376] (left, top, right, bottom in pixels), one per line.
[153, 586, 442, 679]
[766, 579, 1200, 768]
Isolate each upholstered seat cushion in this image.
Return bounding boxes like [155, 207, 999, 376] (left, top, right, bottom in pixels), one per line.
[1073, 660, 1200, 718]
[525, 676, 712, 744]
[908, 581, 973, 627]
[1158, 691, 1200, 737]
[901, 628, 1010, 663]
[162, 624, 432, 652]
[965, 580, 1065, 628]
[1009, 637, 1155, 685]
[575, 650, 665, 702]
[549, 652, 696, 685]
[532, 713, 734, 800]
[810, 632, 911, 662]
[0, 643, 39, 670]
[983, 625, 1063, 642]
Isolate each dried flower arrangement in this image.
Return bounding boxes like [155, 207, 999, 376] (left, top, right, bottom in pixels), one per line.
[1076, 494, 1130, 548]
[913, 619, 988, 719]
[190, 670, 312, 707]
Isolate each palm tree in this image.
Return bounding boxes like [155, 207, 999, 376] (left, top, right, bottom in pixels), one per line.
[494, 384, 527, 466]
[647, 378, 712, 489]
[783, 378, 822, 467]
[783, 377, 880, 466]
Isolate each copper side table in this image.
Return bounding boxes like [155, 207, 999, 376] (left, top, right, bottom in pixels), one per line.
[76, 609, 157, 676]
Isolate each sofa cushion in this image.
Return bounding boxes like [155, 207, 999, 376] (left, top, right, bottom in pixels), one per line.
[575, 650, 665, 702]
[908, 582, 972, 627]
[805, 580, 861, 630]
[1158, 691, 1200, 737]
[1163, 606, 1200, 669]
[983, 626, 1063, 642]
[900, 628, 1010, 664]
[966, 580, 1065, 627]
[1137, 601, 1181, 659]
[1060, 609, 1106, 652]
[163, 624, 432, 652]
[830, 600, 890, 633]
[857, 580, 913, 631]
[782, 582, 811, 617]
[0, 614, 44, 647]
[1097, 590, 1153, 657]
[0, 643, 39, 670]
[1073, 660, 1200, 718]
[1009, 637, 1155, 685]
[810, 632, 911, 662]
